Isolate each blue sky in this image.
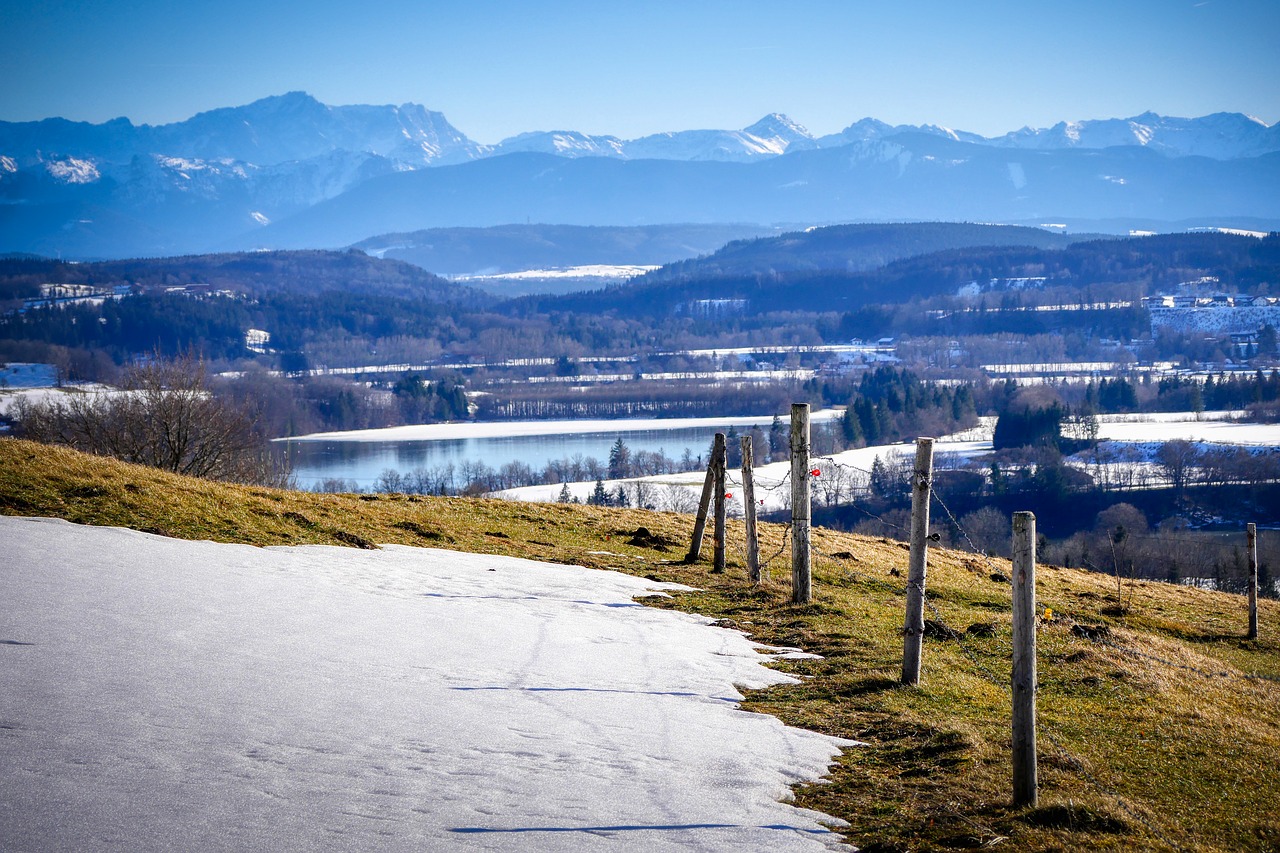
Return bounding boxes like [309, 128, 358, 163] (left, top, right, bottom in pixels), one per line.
[2, 0, 1277, 142]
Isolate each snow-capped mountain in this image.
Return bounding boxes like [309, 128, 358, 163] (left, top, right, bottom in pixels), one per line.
[741, 113, 814, 152]
[988, 111, 1280, 159]
[0, 92, 484, 170]
[492, 130, 627, 159]
[2, 93, 1277, 259]
[813, 118, 989, 148]
[626, 116, 809, 162]
[491, 114, 817, 162]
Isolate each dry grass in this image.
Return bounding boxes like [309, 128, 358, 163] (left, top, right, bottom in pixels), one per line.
[3, 437, 1278, 852]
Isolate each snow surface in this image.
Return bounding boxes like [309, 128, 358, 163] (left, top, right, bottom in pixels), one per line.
[457, 264, 660, 281]
[0, 384, 119, 416]
[1, 516, 855, 851]
[495, 412, 1279, 509]
[496, 437, 989, 511]
[287, 410, 843, 443]
[1092, 417, 1279, 446]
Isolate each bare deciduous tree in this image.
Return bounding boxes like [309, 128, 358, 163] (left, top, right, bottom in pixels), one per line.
[1155, 439, 1199, 498]
[15, 354, 284, 485]
[957, 506, 1011, 557]
[662, 484, 700, 514]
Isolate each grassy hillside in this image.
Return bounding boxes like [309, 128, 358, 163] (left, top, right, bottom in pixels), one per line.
[3, 437, 1277, 852]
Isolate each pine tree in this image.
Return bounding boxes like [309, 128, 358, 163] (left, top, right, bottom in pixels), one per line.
[726, 425, 741, 468]
[608, 437, 631, 479]
[769, 415, 786, 462]
[841, 403, 862, 446]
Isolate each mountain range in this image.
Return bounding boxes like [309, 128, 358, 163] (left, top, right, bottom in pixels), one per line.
[2, 92, 1278, 260]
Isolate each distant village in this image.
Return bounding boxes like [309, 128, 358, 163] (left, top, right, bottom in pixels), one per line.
[17, 282, 241, 313]
[10, 283, 270, 360]
[1142, 277, 1280, 340]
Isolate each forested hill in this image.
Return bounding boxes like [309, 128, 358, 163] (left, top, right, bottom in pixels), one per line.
[514, 231, 1280, 320]
[0, 250, 491, 307]
[642, 222, 1092, 280]
[0, 250, 494, 367]
[352, 223, 781, 276]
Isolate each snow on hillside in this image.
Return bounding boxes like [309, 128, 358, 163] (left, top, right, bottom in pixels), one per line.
[0, 384, 120, 416]
[287, 410, 844, 444]
[494, 412, 1280, 511]
[456, 264, 660, 281]
[1, 516, 854, 851]
[492, 130, 628, 158]
[989, 111, 1280, 159]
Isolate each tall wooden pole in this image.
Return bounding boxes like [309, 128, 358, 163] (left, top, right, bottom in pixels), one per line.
[901, 437, 935, 686]
[741, 435, 761, 584]
[1247, 522, 1259, 640]
[685, 458, 717, 563]
[712, 433, 727, 574]
[790, 403, 811, 603]
[1012, 510, 1039, 809]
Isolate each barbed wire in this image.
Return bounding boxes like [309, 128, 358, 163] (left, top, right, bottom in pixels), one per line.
[843, 500, 910, 534]
[725, 468, 792, 497]
[759, 522, 793, 573]
[1037, 726, 1190, 853]
[918, 487, 1221, 847]
[1061, 621, 1280, 685]
[929, 486, 1010, 577]
[697, 448, 1268, 848]
[811, 454, 880, 479]
[812, 544, 908, 597]
[933, 485, 1277, 684]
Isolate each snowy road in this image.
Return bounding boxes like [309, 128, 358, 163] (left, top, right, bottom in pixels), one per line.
[1, 517, 852, 851]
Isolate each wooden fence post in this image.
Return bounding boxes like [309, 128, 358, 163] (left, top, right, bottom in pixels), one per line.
[790, 403, 812, 604]
[712, 433, 727, 574]
[1248, 522, 1259, 640]
[741, 435, 761, 583]
[685, 453, 717, 563]
[1012, 510, 1039, 809]
[901, 437, 935, 686]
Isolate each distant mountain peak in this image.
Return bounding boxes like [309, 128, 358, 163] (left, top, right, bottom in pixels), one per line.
[988, 110, 1278, 158]
[196, 91, 328, 120]
[4, 95, 1279, 259]
[744, 113, 811, 139]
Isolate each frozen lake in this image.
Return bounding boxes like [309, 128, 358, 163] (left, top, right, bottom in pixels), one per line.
[278, 413, 841, 491]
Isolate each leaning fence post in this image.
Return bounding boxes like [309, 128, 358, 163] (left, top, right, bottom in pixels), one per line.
[1012, 510, 1039, 809]
[685, 454, 717, 563]
[712, 433, 727, 574]
[741, 435, 761, 583]
[790, 403, 812, 603]
[1247, 522, 1259, 640]
[901, 437, 935, 686]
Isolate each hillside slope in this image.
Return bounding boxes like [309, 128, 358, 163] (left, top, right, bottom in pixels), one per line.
[1, 438, 1277, 851]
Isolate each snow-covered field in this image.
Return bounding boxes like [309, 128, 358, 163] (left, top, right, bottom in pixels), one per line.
[495, 439, 989, 512]
[286, 410, 843, 443]
[1090, 415, 1278, 445]
[495, 412, 1280, 511]
[456, 264, 661, 281]
[1, 517, 854, 851]
[0, 385, 118, 416]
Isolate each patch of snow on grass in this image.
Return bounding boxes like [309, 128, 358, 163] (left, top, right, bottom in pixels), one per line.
[1, 517, 855, 851]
